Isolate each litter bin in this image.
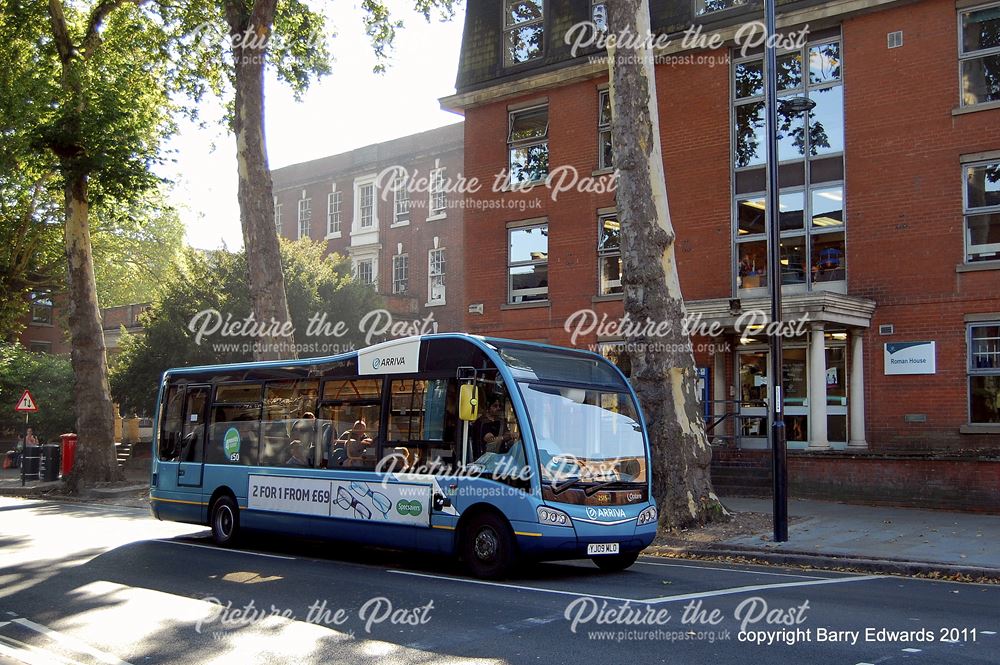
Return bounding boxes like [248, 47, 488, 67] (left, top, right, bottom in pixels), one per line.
[40, 444, 61, 481]
[60, 433, 77, 477]
[21, 445, 41, 481]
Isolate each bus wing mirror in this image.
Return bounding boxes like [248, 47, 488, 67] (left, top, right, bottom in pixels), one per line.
[459, 384, 479, 421]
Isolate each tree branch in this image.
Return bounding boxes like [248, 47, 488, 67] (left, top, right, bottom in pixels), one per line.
[47, 0, 75, 63]
[81, 0, 148, 58]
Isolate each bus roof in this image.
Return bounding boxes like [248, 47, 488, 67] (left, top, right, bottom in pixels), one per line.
[161, 333, 612, 378]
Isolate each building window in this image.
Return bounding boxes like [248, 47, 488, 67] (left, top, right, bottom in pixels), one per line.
[327, 191, 342, 236]
[598, 212, 622, 296]
[297, 197, 312, 239]
[393, 254, 408, 294]
[959, 3, 1000, 107]
[358, 182, 375, 229]
[732, 38, 845, 291]
[964, 159, 1000, 262]
[428, 248, 446, 303]
[355, 259, 375, 287]
[508, 224, 548, 303]
[28, 341, 52, 354]
[508, 106, 549, 185]
[30, 292, 53, 325]
[592, 1, 607, 31]
[696, 0, 747, 14]
[429, 168, 447, 218]
[969, 322, 1000, 423]
[393, 174, 409, 224]
[598, 89, 613, 170]
[273, 198, 282, 235]
[504, 0, 544, 66]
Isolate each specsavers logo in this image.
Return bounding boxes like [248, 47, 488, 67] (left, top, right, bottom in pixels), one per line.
[223, 428, 241, 459]
[396, 500, 423, 517]
[586, 507, 628, 520]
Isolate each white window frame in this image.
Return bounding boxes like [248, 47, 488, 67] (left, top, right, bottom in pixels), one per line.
[297, 197, 312, 240]
[29, 291, 53, 326]
[428, 167, 447, 220]
[355, 258, 376, 287]
[598, 88, 613, 171]
[392, 173, 410, 226]
[327, 190, 342, 238]
[393, 253, 409, 294]
[273, 198, 282, 236]
[503, 0, 544, 67]
[958, 2, 1000, 108]
[507, 223, 549, 304]
[508, 105, 550, 186]
[427, 248, 446, 305]
[353, 177, 378, 233]
[597, 211, 622, 296]
[963, 158, 1000, 263]
[968, 321, 1000, 424]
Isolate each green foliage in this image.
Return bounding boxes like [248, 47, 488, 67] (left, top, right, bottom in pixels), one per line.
[110, 239, 384, 415]
[0, 344, 77, 441]
[92, 189, 187, 307]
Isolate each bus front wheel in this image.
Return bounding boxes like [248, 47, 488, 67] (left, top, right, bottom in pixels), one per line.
[591, 551, 640, 572]
[211, 495, 240, 547]
[461, 512, 515, 579]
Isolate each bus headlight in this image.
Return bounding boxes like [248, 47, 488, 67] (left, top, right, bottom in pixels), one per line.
[637, 505, 658, 526]
[537, 506, 572, 527]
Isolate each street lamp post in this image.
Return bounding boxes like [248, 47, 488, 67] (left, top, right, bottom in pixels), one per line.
[764, 0, 787, 543]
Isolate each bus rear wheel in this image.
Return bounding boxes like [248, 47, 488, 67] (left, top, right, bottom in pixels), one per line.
[591, 551, 640, 572]
[211, 495, 240, 547]
[461, 512, 515, 579]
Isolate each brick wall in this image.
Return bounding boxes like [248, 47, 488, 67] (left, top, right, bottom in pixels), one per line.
[463, 0, 1000, 454]
[712, 448, 1000, 513]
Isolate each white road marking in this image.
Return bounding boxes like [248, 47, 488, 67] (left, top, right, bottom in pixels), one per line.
[0, 637, 82, 665]
[982, 630, 997, 635]
[388, 570, 643, 603]
[635, 559, 827, 579]
[389, 570, 880, 605]
[0, 622, 7, 629]
[152, 539, 296, 560]
[641, 575, 882, 604]
[13, 618, 133, 665]
[902, 647, 922, 652]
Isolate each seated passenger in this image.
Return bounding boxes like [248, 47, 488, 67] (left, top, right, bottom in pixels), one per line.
[285, 440, 308, 467]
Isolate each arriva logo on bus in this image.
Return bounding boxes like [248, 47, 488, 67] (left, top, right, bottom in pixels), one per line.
[586, 507, 628, 520]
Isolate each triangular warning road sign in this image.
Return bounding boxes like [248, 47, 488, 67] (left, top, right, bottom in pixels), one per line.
[15, 389, 38, 412]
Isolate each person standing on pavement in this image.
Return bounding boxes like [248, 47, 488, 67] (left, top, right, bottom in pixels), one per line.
[24, 427, 39, 447]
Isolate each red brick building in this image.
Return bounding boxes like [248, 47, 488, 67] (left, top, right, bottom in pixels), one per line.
[272, 124, 466, 335]
[443, 0, 1000, 509]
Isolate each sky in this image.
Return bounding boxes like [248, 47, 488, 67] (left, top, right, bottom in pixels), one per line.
[159, 3, 466, 250]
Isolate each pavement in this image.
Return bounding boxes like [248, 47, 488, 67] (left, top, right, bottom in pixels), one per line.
[670, 497, 1000, 579]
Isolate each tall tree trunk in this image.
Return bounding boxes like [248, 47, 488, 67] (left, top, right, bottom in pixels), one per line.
[63, 173, 120, 488]
[226, 0, 296, 361]
[607, 0, 726, 529]
[47, 0, 119, 490]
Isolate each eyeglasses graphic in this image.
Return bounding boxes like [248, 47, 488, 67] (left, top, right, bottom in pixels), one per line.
[335, 486, 372, 520]
[350, 481, 391, 517]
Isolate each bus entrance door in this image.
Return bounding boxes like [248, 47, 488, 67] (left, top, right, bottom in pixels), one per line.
[177, 385, 210, 488]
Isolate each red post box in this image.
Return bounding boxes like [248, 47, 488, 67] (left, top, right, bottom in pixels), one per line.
[60, 433, 77, 477]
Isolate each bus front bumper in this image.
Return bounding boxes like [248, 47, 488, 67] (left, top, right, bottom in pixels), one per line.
[511, 519, 657, 560]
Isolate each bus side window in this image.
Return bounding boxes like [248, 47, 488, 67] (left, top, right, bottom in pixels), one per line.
[383, 378, 458, 473]
[206, 383, 262, 466]
[159, 386, 184, 462]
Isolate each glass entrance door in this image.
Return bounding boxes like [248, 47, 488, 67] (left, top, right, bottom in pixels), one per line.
[738, 350, 769, 448]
